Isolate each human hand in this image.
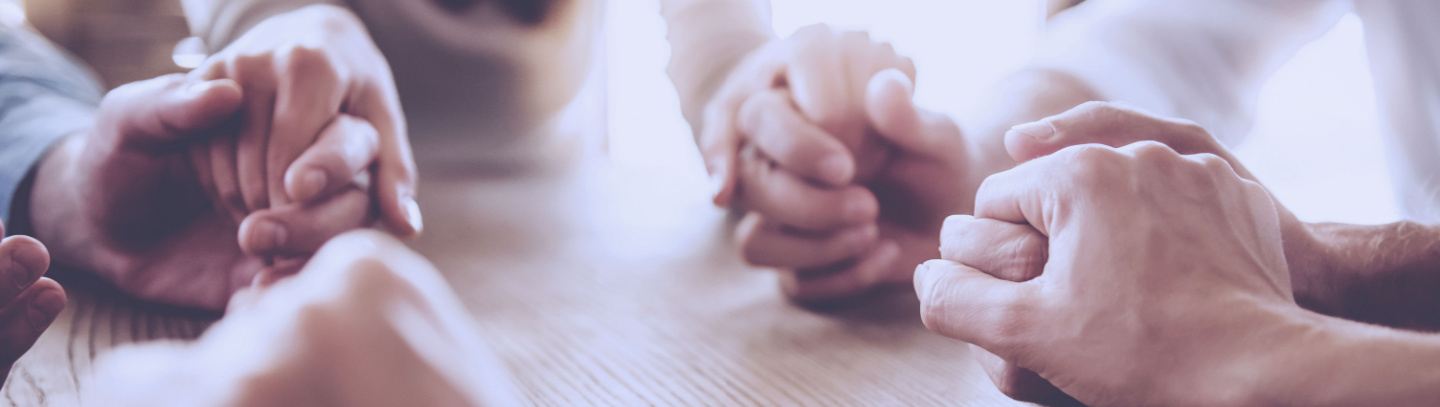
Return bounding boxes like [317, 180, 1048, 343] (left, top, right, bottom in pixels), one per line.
[85, 230, 518, 406]
[918, 135, 1300, 405]
[27, 74, 368, 310]
[701, 25, 972, 301]
[0, 220, 65, 384]
[753, 70, 971, 301]
[191, 4, 419, 240]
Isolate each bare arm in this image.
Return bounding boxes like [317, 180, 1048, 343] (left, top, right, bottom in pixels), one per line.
[1290, 222, 1440, 331]
[1255, 310, 1440, 406]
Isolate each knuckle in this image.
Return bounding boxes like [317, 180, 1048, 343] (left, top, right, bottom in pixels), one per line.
[1059, 144, 1123, 186]
[1125, 140, 1176, 158]
[278, 44, 337, 76]
[1007, 237, 1048, 281]
[1071, 100, 1121, 118]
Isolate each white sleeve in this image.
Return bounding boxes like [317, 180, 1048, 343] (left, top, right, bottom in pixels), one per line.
[181, 0, 344, 53]
[1033, 0, 1349, 145]
[659, 0, 775, 132]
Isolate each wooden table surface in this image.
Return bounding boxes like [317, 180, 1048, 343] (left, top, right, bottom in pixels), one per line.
[0, 139, 1024, 406]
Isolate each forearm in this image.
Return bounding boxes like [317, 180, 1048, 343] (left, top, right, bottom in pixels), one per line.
[1289, 222, 1440, 330]
[659, 0, 774, 132]
[0, 25, 102, 231]
[181, 0, 343, 52]
[1254, 308, 1440, 406]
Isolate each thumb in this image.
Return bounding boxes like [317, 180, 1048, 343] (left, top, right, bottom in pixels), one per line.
[99, 74, 243, 145]
[864, 69, 961, 156]
[1003, 101, 1231, 165]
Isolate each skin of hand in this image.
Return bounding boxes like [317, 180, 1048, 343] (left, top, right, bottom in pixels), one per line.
[190, 4, 421, 243]
[83, 230, 519, 406]
[0, 220, 65, 384]
[917, 134, 1303, 406]
[27, 74, 376, 310]
[699, 24, 971, 302]
[946, 102, 1440, 403]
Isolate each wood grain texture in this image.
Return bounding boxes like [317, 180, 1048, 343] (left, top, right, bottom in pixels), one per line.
[0, 155, 1027, 406]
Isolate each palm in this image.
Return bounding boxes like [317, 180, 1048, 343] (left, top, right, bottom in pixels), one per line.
[86, 150, 261, 310]
[31, 76, 265, 310]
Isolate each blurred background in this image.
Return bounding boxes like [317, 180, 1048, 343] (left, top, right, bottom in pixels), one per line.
[11, 0, 1400, 225]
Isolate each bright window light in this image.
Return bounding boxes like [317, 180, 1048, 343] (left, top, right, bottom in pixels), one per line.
[0, 0, 24, 27]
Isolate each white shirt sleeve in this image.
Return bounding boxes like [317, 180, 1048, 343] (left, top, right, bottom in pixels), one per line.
[1032, 0, 1349, 145]
[659, 0, 775, 132]
[181, 0, 344, 53]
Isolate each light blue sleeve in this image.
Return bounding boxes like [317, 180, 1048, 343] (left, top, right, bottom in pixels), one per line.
[0, 23, 104, 230]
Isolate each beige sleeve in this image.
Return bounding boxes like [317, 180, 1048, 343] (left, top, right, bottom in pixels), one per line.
[181, 0, 345, 52]
[1032, 0, 1348, 145]
[659, 0, 775, 132]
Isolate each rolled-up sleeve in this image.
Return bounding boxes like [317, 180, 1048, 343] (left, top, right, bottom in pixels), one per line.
[1033, 0, 1348, 145]
[182, 0, 342, 52]
[0, 23, 103, 227]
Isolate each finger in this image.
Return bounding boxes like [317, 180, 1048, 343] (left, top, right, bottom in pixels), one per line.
[230, 58, 280, 212]
[0, 278, 65, 370]
[865, 69, 963, 156]
[208, 136, 249, 224]
[737, 89, 855, 186]
[939, 215, 1048, 282]
[971, 345, 1083, 406]
[98, 75, 244, 146]
[1003, 101, 1255, 178]
[349, 85, 421, 237]
[267, 47, 347, 208]
[736, 213, 878, 269]
[0, 236, 48, 304]
[284, 115, 380, 203]
[238, 187, 373, 256]
[914, 259, 1035, 354]
[780, 240, 900, 302]
[699, 97, 743, 206]
[971, 145, 1105, 236]
[737, 149, 877, 230]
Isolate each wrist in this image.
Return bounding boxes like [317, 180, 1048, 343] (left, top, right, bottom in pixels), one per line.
[28, 133, 88, 263]
[1250, 308, 1440, 406]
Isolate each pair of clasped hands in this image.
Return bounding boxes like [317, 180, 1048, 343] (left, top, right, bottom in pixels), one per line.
[27, 6, 417, 311]
[717, 26, 1300, 407]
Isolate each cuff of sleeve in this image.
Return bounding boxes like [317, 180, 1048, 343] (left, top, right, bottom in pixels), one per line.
[0, 95, 93, 234]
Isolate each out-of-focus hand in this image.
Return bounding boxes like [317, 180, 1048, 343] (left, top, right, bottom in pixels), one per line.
[0, 220, 65, 384]
[29, 74, 310, 310]
[84, 230, 518, 406]
[918, 123, 1300, 405]
[700, 25, 972, 302]
[755, 70, 970, 301]
[192, 4, 420, 242]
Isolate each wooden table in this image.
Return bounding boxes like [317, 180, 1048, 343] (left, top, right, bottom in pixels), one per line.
[0, 138, 1023, 406]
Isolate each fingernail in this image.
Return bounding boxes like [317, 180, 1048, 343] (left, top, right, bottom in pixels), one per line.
[181, 81, 216, 100]
[1008, 121, 1056, 141]
[820, 155, 852, 184]
[844, 225, 878, 247]
[709, 173, 725, 196]
[28, 289, 64, 333]
[252, 220, 287, 252]
[402, 196, 424, 235]
[844, 196, 874, 221]
[8, 255, 29, 290]
[298, 170, 327, 201]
